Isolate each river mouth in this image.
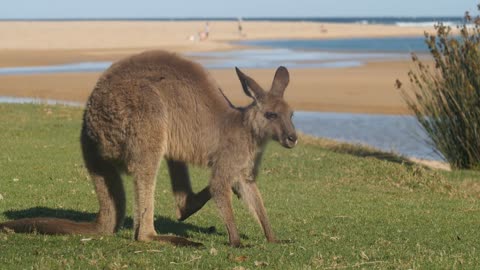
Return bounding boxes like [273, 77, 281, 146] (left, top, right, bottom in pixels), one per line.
[0, 48, 411, 76]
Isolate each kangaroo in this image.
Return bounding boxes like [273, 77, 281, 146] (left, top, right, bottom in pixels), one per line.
[0, 50, 297, 247]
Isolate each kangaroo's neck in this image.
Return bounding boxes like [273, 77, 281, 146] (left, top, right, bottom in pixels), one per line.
[217, 105, 268, 161]
[241, 106, 270, 149]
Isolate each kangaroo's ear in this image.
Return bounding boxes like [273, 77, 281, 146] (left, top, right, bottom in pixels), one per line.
[270, 66, 289, 98]
[235, 67, 265, 102]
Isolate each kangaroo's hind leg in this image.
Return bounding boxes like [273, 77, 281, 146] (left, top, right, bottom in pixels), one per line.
[0, 134, 126, 235]
[82, 133, 127, 234]
[167, 159, 211, 221]
[128, 146, 203, 247]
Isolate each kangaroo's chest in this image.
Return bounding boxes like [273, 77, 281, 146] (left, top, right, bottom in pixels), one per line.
[223, 149, 264, 183]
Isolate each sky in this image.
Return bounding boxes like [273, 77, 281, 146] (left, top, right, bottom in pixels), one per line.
[0, 0, 476, 19]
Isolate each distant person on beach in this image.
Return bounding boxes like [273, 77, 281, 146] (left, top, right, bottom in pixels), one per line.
[196, 21, 210, 41]
[202, 21, 210, 40]
[237, 17, 245, 37]
[199, 31, 207, 40]
[320, 24, 328, 33]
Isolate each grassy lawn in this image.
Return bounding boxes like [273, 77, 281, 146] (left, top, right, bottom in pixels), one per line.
[0, 104, 479, 269]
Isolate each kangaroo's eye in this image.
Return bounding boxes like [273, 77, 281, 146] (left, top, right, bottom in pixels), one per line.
[264, 112, 278, 120]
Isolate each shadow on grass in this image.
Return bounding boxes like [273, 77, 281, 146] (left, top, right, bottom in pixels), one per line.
[299, 134, 417, 167]
[3, 207, 219, 237]
[329, 143, 416, 166]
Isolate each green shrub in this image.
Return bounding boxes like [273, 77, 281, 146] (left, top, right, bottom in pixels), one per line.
[396, 9, 480, 170]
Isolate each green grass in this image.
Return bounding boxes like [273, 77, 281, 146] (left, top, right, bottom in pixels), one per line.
[0, 104, 479, 269]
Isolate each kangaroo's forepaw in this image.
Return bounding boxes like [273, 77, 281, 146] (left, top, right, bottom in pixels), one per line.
[176, 197, 205, 221]
[176, 205, 196, 221]
[176, 188, 211, 221]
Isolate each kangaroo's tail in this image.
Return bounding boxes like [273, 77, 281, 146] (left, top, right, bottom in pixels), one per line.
[0, 218, 98, 235]
[0, 218, 203, 247]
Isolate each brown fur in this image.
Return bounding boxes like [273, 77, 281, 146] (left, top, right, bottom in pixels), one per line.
[0, 50, 297, 247]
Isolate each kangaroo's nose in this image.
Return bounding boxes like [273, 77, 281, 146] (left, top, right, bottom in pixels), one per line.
[287, 134, 297, 144]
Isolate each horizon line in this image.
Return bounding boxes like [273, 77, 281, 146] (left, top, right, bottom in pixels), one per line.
[0, 15, 465, 22]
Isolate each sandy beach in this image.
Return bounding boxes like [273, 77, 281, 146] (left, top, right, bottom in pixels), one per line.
[0, 20, 434, 114]
[0, 61, 415, 114]
[0, 21, 434, 51]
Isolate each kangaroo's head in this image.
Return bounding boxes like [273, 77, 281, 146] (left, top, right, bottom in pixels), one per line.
[235, 66, 297, 148]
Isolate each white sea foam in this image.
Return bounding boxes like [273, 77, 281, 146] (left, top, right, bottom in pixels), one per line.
[395, 21, 460, 27]
[355, 20, 369, 25]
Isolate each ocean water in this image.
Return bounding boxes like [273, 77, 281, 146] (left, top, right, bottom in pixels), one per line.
[1, 16, 464, 27]
[241, 16, 464, 27]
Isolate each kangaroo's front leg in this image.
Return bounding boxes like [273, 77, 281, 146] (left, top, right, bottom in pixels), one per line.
[233, 180, 276, 243]
[167, 159, 211, 221]
[210, 174, 241, 247]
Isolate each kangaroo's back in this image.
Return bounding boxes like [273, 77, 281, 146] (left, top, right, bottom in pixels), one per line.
[83, 50, 231, 166]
